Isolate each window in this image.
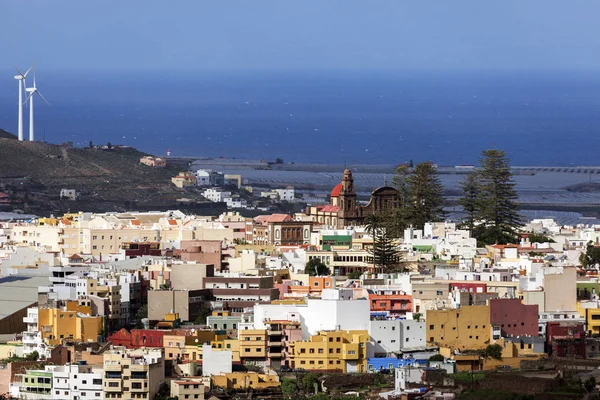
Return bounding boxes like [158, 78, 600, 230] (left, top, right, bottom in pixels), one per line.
[318, 349, 324, 354]
[429, 325, 434, 330]
[336, 348, 341, 353]
[309, 360, 315, 364]
[300, 348, 306, 353]
[318, 360, 323, 364]
[232, 378, 237, 384]
[256, 348, 260, 352]
[245, 348, 250, 353]
[436, 290, 444, 295]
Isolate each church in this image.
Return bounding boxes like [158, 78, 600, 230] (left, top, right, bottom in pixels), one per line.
[306, 169, 401, 228]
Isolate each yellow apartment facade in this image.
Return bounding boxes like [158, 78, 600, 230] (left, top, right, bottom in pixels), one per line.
[289, 330, 369, 373]
[38, 303, 102, 346]
[426, 305, 491, 351]
[239, 329, 267, 362]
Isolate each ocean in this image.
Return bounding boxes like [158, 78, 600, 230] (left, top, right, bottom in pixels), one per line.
[1, 69, 600, 166]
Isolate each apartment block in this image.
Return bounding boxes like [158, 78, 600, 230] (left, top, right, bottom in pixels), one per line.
[426, 305, 491, 351]
[103, 347, 165, 400]
[239, 329, 267, 363]
[38, 303, 102, 346]
[289, 330, 369, 373]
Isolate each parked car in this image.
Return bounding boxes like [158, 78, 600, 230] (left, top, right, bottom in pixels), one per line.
[279, 365, 292, 372]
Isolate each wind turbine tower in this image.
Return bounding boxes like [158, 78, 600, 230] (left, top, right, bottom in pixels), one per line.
[13, 66, 32, 141]
[24, 68, 50, 142]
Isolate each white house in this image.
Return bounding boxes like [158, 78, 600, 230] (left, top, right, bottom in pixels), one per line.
[202, 188, 232, 203]
[275, 187, 295, 201]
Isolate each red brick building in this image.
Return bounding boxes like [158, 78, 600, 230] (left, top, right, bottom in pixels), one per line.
[489, 298, 539, 337]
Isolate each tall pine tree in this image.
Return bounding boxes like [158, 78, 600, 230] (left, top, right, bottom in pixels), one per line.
[407, 162, 446, 228]
[364, 213, 400, 272]
[457, 170, 480, 233]
[475, 149, 522, 244]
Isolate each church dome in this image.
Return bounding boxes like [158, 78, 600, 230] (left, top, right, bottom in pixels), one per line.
[331, 183, 343, 197]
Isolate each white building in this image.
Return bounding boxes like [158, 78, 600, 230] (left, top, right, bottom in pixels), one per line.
[202, 344, 232, 377]
[274, 187, 295, 201]
[22, 307, 49, 358]
[53, 363, 103, 400]
[253, 292, 370, 339]
[202, 188, 232, 203]
[369, 320, 427, 356]
[195, 170, 211, 186]
[60, 189, 78, 200]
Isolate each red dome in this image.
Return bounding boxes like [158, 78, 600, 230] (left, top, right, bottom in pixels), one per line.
[331, 183, 343, 197]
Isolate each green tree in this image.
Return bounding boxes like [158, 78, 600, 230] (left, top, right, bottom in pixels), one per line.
[527, 232, 555, 243]
[369, 228, 400, 272]
[580, 241, 600, 268]
[474, 150, 522, 244]
[348, 270, 362, 280]
[302, 372, 319, 393]
[407, 162, 446, 228]
[134, 304, 148, 329]
[458, 171, 481, 233]
[194, 307, 211, 325]
[429, 354, 444, 362]
[483, 344, 503, 360]
[305, 258, 330, 276]
[584, 376, 596, 393]
[281, 377, 298, 396]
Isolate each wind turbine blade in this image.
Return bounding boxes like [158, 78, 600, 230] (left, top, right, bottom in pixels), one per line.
[13, 65, 24, 76]
[24, 91, 34, 105]
[32, 66, 36, 86]
[23, 66, 32, 77]
[36, 91, 50, 106]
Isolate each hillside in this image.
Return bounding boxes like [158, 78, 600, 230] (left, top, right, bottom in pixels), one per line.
[0, 129, 17, 140]
[0, 134, 213, 215]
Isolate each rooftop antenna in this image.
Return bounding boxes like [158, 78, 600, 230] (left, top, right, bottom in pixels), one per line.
[384, 173, 388, 186]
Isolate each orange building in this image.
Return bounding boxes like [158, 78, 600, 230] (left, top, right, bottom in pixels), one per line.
[368, 289, 412, 316]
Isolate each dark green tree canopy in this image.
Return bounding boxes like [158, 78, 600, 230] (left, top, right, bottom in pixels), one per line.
[580, 241, 600, 268]
[472, 149, 522, 244]
[305, 258, 331, 276]
[406, 162, 446, 229]
[457, 170, 481, 233]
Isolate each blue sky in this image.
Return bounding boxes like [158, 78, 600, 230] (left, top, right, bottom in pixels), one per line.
[2, 0, 600, 71]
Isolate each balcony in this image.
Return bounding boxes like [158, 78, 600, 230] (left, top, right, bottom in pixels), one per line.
[104, 380, 122, 392]
[267, 329, 282, 335]
[268, 341, 282, 347]
[104, 365, 122, 373]
[23, 316, 37, 324]
[130, 381, 148, 392]
[268, 351, 282, 358]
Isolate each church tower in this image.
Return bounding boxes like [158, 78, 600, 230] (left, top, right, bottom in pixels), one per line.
[338, 169, 358, 224]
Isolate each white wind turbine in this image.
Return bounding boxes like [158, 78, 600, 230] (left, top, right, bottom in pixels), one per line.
[13, 66, 32, 141]
[24, 69, 50, 142]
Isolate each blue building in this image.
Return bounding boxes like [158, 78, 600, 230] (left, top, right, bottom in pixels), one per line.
[367, 357, 416, 372]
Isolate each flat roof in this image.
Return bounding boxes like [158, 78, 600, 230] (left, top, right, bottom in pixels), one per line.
[0, 275, 47, 320]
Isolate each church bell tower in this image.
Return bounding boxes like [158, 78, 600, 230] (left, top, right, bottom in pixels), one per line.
[339, 169, 357, 222]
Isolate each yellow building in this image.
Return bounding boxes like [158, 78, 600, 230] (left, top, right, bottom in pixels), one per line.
[239, 329, 267, 361]
[182, 331, 228, 362]
[38, 303, 102, 346]
[426, 305, 491, 351]
[289, 330, 369, 373]
[577, 303, 600, 336]
[211, 372, 279, 390]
